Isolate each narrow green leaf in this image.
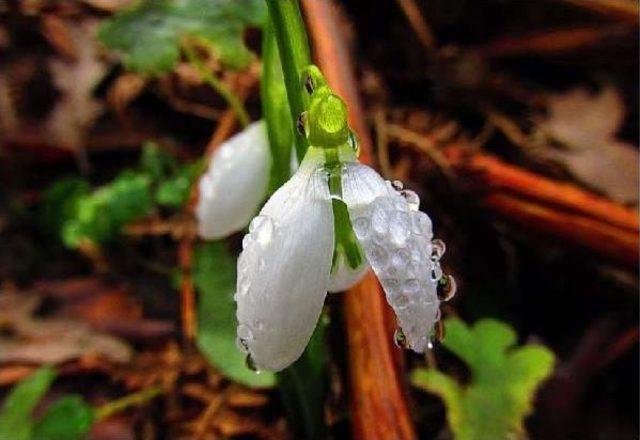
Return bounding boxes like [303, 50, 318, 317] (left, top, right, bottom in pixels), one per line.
[0, 367, 56, 440]
[277, 315, 328, 440]
[32, 396, 94, 440]
[194, 242, 275, 388]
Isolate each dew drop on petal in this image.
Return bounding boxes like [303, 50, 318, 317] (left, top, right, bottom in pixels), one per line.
[245, 353, 258, 371]
[353, 217, 370, 238]
[391, 180, 404, 191]
[431, 239, 446, 260]
[250, 215, 274, 246]
[392, 248, 411, 268]
[431, 262, 443, 282]
[237, 323, 254, 341]
[369, 244, 389, 269]
[427, 341, 434, 350]
[371, 205, 389, 235]
[404, 278, 420, 294]
[381, 278, 401, 291]
[437, 274, 457, 302]
[411, 211, 433, 237]
[389, 211, 410, 246]
[394, 327, 408, 348]
[401, 190, 420, 211]
[237, 278, 251, 297]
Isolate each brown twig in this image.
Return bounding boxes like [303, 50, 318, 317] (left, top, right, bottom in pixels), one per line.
[303, 2, 417, 439]
[394, 0, 437, 50]
[445, 147, 639, 266]
[561, 0, 640, 24]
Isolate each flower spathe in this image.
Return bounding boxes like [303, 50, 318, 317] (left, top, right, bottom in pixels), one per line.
[196, 121, 271, 239]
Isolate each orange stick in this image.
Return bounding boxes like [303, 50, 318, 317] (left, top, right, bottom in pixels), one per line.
[303, 2, 417, 439]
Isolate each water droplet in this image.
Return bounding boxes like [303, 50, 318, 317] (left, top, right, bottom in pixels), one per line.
[250, 216, 274, 246]
[437, 274, 457, 301]
[401, 190, 420, 211]
[389, 211, 410, 246]
[353, 217, 370, 238]
[392, 248, 411, 268]
[369, 244, 389, 269]
[348, 131, 359, 154]
[296, 112, 308, 135]
[245, 353, 258, 371]
[237, 278, 250, 296]
[404, 278, 420, 293]
[391, 180, 404, 191]
[238, 324, 254, 341]
[407, 240, 424, 262]
[427, 341, 434, 350]
[394, 328, 408, 348]
[390, 291, 409, 308]
[371, 205, 389, 235]
[411, 211, 432, 237]
[431, 263, 443, 282]
[236, 335, 249, 352]
[304, 74, 315, 94]
[431, 239, 446, 260]
[382, 278, 400, 291]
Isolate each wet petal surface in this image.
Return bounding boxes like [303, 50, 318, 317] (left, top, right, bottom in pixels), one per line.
[235, 149, 334, 371]
[341, 162, 441, 352]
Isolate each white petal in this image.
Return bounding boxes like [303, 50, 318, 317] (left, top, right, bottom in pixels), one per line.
[235, 149, 334, 371]
[327, 254, 369, 293]
[196, 121, 271, 239]
[342, 162, 440, 353]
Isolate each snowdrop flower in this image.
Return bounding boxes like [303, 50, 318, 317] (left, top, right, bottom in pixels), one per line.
[235, 67, 454, 371]
[196, 121, 271, 239]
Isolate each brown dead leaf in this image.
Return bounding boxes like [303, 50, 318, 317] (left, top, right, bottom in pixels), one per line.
[46, 19, 106, 156]
[535, 86, 639, 203]
[0, 290, 132, 365]
[107, 72, 148, 117]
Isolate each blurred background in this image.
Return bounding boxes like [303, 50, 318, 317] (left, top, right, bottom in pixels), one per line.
[0, 0, 637, 439]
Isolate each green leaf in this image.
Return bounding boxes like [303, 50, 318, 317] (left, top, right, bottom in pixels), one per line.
[140, 141, 176, 181]
[32, 396, 94, 440]
[62, 171, 153, 247]
[412, 318, 555, 440]
[194, 242, 275, 388]
[155, 161, 203, 208]
[99, 0, 266, 75]
[38, 178, 90, 237]
[0, 367, 56, 440]
[277, 315, 328, 440]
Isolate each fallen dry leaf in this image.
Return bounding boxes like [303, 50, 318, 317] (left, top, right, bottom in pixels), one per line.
[0, 290, 132, 365]
[536, 85, 639, 203]
[46, 19, 106, 156]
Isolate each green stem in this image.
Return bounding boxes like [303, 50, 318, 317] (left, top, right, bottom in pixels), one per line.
[94, 386, 163, 422]
[261, 20, 294, 190]
[183, 43, 250, 127]
[266, 0, 312, 161]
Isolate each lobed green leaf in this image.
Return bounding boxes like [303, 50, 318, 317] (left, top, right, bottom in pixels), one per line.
[99, 0, 266, 75]
[412, 318, 555, 440]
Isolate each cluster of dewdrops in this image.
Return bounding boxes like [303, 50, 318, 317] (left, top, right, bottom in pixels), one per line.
[349, 178, 456, 351]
